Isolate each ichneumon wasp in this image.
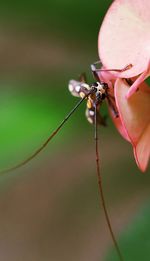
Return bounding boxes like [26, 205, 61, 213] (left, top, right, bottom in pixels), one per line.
[0, 61, 132, 261]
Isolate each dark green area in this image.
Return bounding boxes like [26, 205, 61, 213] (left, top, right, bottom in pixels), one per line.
[0, 0, 112, 40]
[106, 202, 150, 261]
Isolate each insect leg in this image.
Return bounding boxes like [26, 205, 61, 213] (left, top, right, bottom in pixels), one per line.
[94, 104, 124, 261]
[106, 95, 119, 118]
[0, 93, 91, 175]
[91, 61, 102, 81]
[91, 60, 132, 80]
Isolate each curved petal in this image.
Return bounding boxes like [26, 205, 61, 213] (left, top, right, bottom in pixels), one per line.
[99, 0, 150, 78]
[99, 70, 131, 141]
[126, 61, 150, 98]
[97, 70, 116, 82]
[109, 108, 130, 142]
[134, 124, 150, 172]
[115, 78, 150, 171]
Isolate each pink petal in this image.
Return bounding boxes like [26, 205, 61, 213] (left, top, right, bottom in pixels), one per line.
[109, 108, 130, 142]
[115, 78, 150, 171]
[98, 70, 132, 141]
[98, 70, 116, 82]
[126, 61, 150, 98]
[134, 124, 150, 172]
[99, 0, 150, 78]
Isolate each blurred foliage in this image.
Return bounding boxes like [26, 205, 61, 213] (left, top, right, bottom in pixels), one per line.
[0, 0, 112, 39]
[106, 202, 150, 261]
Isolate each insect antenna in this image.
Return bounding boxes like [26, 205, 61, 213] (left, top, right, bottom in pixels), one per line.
[94, 104, 124, 261]
[0, 93, 90, 175]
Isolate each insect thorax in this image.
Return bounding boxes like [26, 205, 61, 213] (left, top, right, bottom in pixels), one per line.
[68, 80, 108, 125]
[68, 80, 107, 100]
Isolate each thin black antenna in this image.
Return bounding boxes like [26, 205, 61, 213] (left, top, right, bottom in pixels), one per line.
[94, 105, 124, 261]
[0, 94, 89, 175]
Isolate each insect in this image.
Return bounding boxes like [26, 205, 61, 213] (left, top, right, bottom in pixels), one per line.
[0, 61, 131, 261]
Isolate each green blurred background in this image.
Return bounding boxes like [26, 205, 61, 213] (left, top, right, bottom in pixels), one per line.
[0, 1, 149, 260]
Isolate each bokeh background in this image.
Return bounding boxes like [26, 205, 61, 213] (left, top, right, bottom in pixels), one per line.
[0, 0, 149, 260]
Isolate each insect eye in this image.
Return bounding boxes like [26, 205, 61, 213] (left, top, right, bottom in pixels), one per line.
[92, 82, 99, 87]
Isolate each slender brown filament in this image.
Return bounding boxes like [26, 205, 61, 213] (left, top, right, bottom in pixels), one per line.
[94, 105, 124, 261]
[96, 63, 132, 73]
[0, 94, 89, 175]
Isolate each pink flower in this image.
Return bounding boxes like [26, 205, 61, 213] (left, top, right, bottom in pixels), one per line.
[114, 79, 150, 172]
[98, 0, 150, 172]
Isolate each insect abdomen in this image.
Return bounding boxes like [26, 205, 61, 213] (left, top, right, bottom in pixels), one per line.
[68, 80, 90, 98]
